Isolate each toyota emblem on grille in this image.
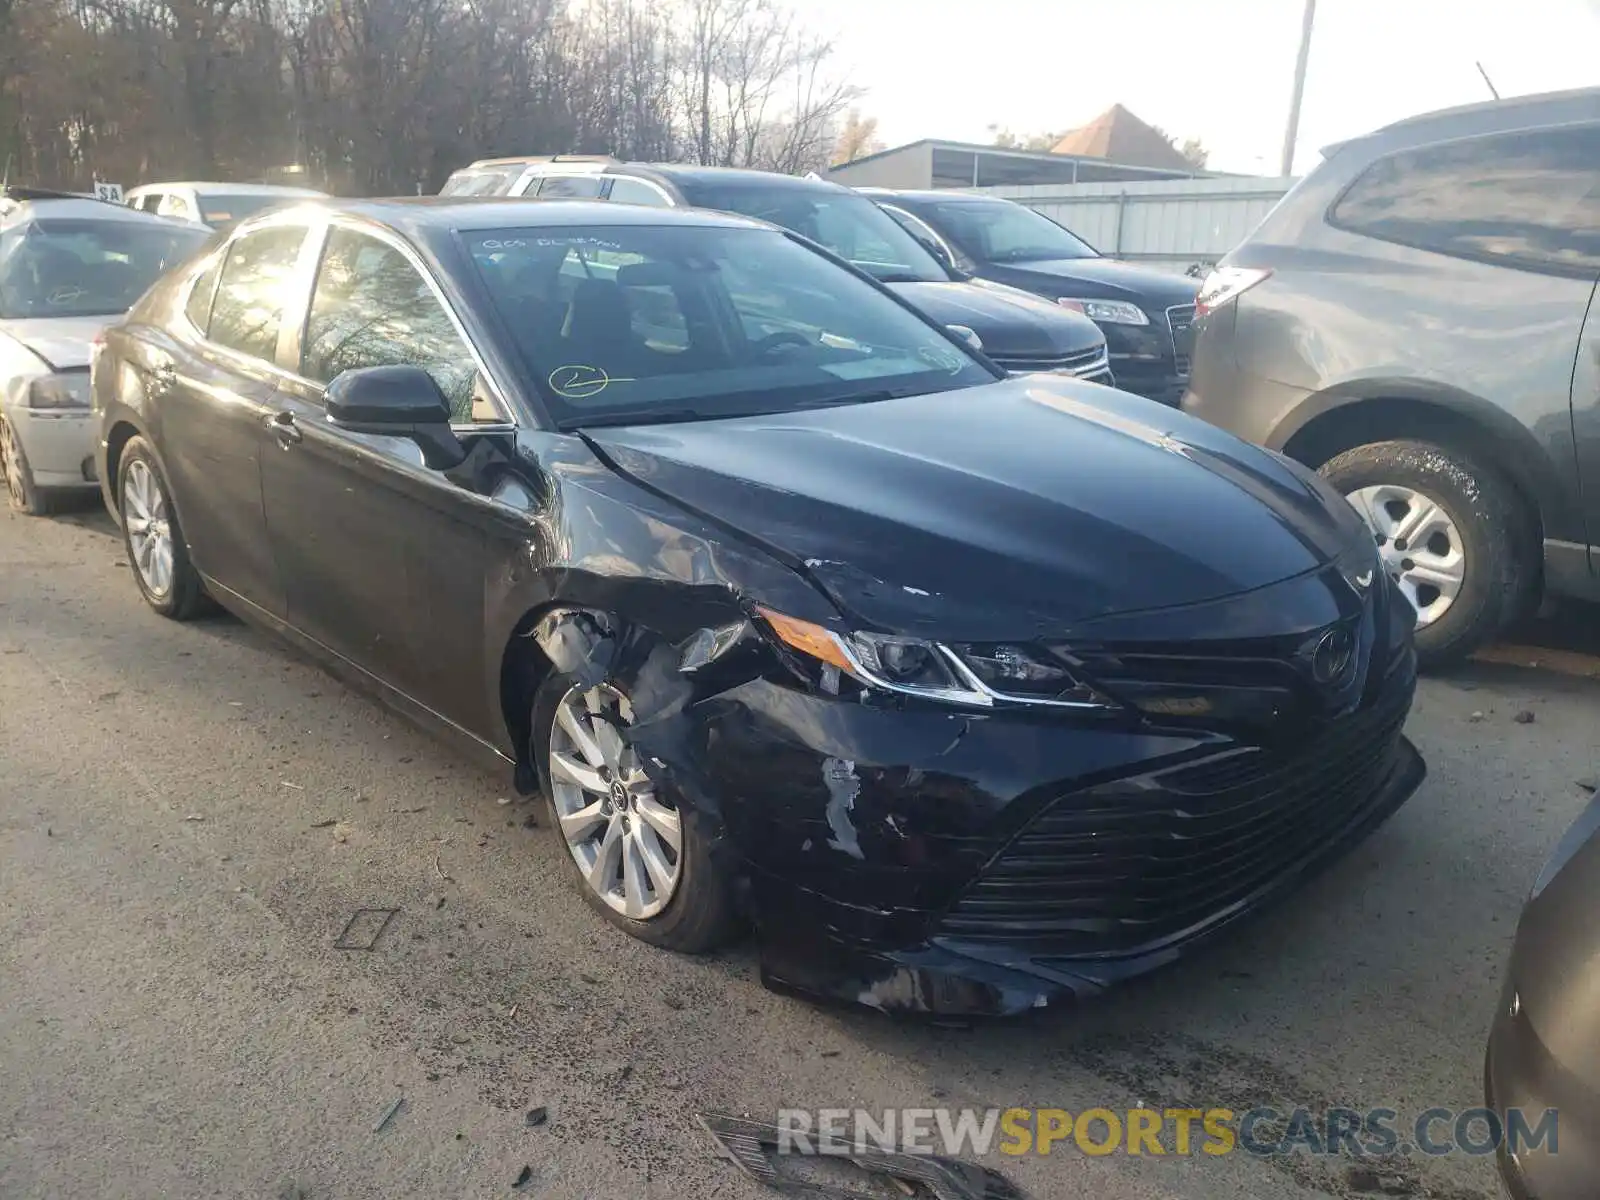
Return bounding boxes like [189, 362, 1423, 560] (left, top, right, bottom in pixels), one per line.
[1311, 627, 1357, 686]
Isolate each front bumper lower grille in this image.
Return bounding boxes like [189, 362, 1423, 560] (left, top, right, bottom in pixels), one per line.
[937, 668, 1415, 956]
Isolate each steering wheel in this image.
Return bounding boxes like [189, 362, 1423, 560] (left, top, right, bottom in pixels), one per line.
[749, 331, 812, 359]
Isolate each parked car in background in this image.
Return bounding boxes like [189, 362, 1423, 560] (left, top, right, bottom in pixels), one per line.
[1486, 791, 1600, 1199]
[0, 187, 207, 514]
[94, 197, 1422, 1015]
[125, 182, 325, 231]
[439, 156, 1114, 383]
[862, 189, 1202, 405]
[1182, 87, 1600, 667]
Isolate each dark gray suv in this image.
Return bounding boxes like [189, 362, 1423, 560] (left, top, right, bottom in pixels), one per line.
[1182, 87, 1600, 666]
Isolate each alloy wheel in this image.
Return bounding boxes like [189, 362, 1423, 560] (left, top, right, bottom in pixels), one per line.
[123, 459, 175, 598]
[1345, 484, 1465, 628]
[1, 420, 25, 509]
[548, 683, 683, 919]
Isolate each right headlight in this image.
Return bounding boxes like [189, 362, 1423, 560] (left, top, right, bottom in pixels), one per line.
[756, 608, 1116, 711]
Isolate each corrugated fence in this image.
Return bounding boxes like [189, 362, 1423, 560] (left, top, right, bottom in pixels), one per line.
[979, 176, 1298, 276]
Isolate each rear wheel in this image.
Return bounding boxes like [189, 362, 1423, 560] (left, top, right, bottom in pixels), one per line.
[118, 437, 208, 620]
[1321, 439, 1527, 668]
[1, 416, 59, 516]
[533, 674, 738, 952]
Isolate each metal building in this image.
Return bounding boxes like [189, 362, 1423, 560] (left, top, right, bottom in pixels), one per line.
[828, 140, 1203, 190]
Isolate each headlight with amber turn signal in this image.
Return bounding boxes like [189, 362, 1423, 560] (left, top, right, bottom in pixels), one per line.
[756, 608, 1117, 711]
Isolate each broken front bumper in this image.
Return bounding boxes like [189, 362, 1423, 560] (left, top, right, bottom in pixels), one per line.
[696, 664, 1424, 1018]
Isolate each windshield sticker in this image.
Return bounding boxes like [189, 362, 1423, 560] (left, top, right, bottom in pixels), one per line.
[549, 364, 635, 400]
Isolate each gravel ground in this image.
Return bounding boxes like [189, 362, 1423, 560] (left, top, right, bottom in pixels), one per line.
[2, 501, 1597, 1200]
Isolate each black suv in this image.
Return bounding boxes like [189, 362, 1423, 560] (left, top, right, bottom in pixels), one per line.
[1182, 87, 1600, 667]
[862, 189, 1202, 405]
[439, 157, 1114, 383]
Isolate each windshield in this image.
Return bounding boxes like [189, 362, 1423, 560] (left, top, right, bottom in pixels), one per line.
[924, 200, 1099, 263]
[199, 194, 306, 228]
[466, 223, 996, 427]
[674, 182, 949, 283]
[0, 218, 210, 319]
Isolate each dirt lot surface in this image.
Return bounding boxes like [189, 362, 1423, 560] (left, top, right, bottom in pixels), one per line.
[3, 502, 1597, 1199]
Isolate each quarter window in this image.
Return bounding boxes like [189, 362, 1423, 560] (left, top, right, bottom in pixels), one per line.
[1330, 124, 1600, 274]
[302, 228, 498, 423]
[208, 226, 307, 361]
[184, 255, 222, 332]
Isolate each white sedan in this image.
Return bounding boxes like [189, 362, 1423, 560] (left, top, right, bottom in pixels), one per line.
[0, 189, 208, 514]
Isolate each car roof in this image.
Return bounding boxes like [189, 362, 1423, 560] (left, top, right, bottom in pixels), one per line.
[277, 196, 777, 236]
[858, 188, 1001, 205]
[0, 195, 206, 230]
[461, 157, 852, 195]
[132, 181, 327, 197]
[1323, 86, 1600, 157]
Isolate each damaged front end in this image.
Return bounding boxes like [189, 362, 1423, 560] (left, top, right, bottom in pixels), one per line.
[521, 550, 1425, 1019]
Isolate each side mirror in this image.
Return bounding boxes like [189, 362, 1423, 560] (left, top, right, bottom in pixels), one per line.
[326, 364, 467, 470]
[947, 324, 983, 353]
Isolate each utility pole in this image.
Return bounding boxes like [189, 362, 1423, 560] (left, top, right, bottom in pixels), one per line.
[1279, 0, 1317, 177]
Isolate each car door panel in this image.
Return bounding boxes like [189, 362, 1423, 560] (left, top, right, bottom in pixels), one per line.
[151, 226, 311, 618]
[260, 225, 511, 734]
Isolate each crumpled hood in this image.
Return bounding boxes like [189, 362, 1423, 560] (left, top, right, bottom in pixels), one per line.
[585, 376, 1368, 639]
[0, 315, 113, 371]
[886, 280, 1103, 359]
[985, 258, 1201, 309]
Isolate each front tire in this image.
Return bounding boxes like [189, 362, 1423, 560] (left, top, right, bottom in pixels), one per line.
[1, 415, 59, 516]
[117, 437, 208, 620]
[532, 674, 738, 953]
[1321, 439, 1526, 668]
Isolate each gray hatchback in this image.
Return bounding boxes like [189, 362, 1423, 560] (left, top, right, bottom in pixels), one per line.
[1182, 87, 1600, 667]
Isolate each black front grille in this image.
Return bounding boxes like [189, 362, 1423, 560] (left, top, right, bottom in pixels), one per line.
[1167, 304, 1196, 377]
[994, 345, 1109, 376]
[937, 670, 1414, 956]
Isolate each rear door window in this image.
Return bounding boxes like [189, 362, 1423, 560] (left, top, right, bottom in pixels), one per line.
[208, 226, 307, 361]
[606, 178, 672, 207]
[1331, 124, 1600, 275]
[536, 176, 604, 200]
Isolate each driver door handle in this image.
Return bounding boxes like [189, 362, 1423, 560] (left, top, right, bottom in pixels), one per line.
[266, 411, 302, 447]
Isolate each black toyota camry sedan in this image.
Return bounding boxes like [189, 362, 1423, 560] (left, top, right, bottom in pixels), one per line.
[92, 198, 1425, 1015]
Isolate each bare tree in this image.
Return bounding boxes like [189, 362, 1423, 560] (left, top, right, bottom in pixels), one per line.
[6, 0, 854, 193]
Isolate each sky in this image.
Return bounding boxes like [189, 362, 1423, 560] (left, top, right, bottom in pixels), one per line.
[804, 0, 1600, 176]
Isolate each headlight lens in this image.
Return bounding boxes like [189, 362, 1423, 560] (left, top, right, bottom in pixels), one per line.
[26, 373, 91, 410]
[1056, 297, 1150, 326]
[757, 608, 1116, 711]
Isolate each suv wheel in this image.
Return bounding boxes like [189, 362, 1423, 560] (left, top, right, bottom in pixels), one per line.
[532, 674, 738, 952]
[1321, 439, 1525, 668]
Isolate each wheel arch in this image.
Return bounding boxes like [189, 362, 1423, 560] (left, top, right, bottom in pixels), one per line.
[102, 418, 145, 516]
[1274, 381, 1577, 546]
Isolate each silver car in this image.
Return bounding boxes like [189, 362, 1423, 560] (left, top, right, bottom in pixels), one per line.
[0, 188, 208, 514]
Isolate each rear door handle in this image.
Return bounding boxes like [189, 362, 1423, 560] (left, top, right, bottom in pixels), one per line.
[266, 411, 302, 447]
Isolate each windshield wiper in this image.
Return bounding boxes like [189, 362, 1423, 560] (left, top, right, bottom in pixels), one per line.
[872, 272, 940, 284]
